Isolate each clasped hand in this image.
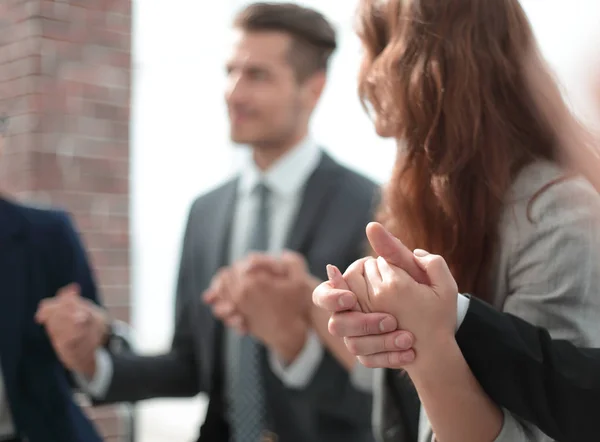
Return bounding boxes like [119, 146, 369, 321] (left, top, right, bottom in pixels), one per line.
[313, 222, 459, 372]
[203, 250, 318, 359]
[35, 284, 109, 378]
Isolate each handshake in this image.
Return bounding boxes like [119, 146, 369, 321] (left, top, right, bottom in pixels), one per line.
[34, 221, 462, 378]
[202, 250, 320, 363]
[35, 249, 320, 377]
[313, 222, 460, 373]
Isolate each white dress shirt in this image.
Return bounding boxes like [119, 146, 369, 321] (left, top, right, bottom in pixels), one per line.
[456, 293, 470, 329]
[227, 136, 324, 386]
[79, 136, 328, 396]
[0, 363, 15, 438]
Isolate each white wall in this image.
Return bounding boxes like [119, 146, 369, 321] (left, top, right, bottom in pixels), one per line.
[130, 1, 232, 439]
[130, 1, 600, 440]
[521, 0, 600, 124]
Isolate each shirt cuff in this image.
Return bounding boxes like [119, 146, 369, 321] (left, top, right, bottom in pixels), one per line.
[492, 408, 534, 442]
[350, 363, 374, 393]
[456, 293, 470, 332]
[268, 329, 323, 389]
[74, 347, 113, 399]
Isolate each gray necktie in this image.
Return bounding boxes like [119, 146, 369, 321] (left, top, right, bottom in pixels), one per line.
[230, 182, 270, 441]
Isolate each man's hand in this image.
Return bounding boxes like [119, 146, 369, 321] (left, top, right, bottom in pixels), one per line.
[311, 264, 416, 370]
[233, 251, 316, 364]
[204, 251, 318, 364]
[313, 222, 437, 369]
[203, 267, 247, 333]
[359, 252, 458, 371]
[35, 283, 109, 378]
[202, 253, 291, 334]
[313, 262, 416, 368]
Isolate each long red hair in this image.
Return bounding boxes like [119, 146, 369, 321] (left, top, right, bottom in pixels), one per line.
[356, 0, 571, 300]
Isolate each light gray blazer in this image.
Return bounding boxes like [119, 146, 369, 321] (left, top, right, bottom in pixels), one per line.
[374, 160, 600, 442]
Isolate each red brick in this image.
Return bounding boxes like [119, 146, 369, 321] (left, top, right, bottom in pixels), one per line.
[95, 266, 130, 286]
[0, 0, 132, 438]
[109, 305, 130, 323]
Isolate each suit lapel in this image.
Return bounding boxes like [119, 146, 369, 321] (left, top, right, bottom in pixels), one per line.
[286, 153, 342, 253]
[205, 179, 238, 272]
[202, 180, 238, 375]
[198, 180, 239, 441]
[0, 199, 28, 407]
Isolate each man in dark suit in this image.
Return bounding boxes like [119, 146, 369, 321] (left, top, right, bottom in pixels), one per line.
[40, 3, 378, 441]
[314, 222, 600, 442]
[0, 115, 104, 442]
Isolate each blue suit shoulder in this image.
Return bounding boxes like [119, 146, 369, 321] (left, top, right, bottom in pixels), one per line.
[11, 199, 75, 239]
[4, 198, 100, 305]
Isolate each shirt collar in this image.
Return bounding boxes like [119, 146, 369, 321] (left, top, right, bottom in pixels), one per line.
[238, 136, 322, 197]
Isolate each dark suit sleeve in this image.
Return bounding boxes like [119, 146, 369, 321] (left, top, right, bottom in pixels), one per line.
[101, 205, 201, 403]
[456, 297, 600, 442]
[51, 211, 101, 306]
[104, 311, 200, 402]
[45, 211, 103, 391]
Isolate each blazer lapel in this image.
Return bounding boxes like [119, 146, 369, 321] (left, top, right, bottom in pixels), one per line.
[205, 179, 238, 273]
[286, 153, 342, 253]
[202, 180, 238, 370]
[197, 180, 239, 441]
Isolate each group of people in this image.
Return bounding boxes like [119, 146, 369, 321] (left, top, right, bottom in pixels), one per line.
[1, 1, 599, 441]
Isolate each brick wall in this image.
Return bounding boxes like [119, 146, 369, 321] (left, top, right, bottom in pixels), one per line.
[0, 0, 132, 440]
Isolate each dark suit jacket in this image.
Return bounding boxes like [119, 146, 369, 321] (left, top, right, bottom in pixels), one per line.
[0, 198, 103, 442]
[456, 296, 600, 442]
[102, 153, 379, 441]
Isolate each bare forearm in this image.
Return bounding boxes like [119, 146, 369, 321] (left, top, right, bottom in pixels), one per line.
[407, 338, 503, 442]
[310, 304, 356, 371]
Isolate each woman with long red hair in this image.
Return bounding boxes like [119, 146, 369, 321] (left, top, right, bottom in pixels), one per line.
[316, 0, 600, 441]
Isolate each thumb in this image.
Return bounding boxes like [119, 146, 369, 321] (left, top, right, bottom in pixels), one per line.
[280, 250, 307, 276]
[35, 298, 54, 324]
[413, 249, 457, 295]
[366, 222, 428, 284]
[244, 253, 286, 276]
[58, 283, 81, 298]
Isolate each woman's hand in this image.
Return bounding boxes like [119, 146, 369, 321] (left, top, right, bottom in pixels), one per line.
[313, 223, 461, 369]
[313, 261, 417, 367]
[313, 222, 430, 368]
[360, 251, 459, 371]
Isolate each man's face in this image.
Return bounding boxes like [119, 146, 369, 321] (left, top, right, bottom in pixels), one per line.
[225, 30, 307, 147]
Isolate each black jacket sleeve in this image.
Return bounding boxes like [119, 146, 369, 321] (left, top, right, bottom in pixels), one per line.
[456, 297, 600, 442]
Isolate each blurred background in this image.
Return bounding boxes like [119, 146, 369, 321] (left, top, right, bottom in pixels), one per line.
[0, 0, 599, 440]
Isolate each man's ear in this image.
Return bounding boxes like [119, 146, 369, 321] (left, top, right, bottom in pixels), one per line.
[302, 71, 327, 109]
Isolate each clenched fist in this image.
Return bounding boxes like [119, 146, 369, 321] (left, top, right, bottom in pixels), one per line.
[36, 283, 109, 378]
